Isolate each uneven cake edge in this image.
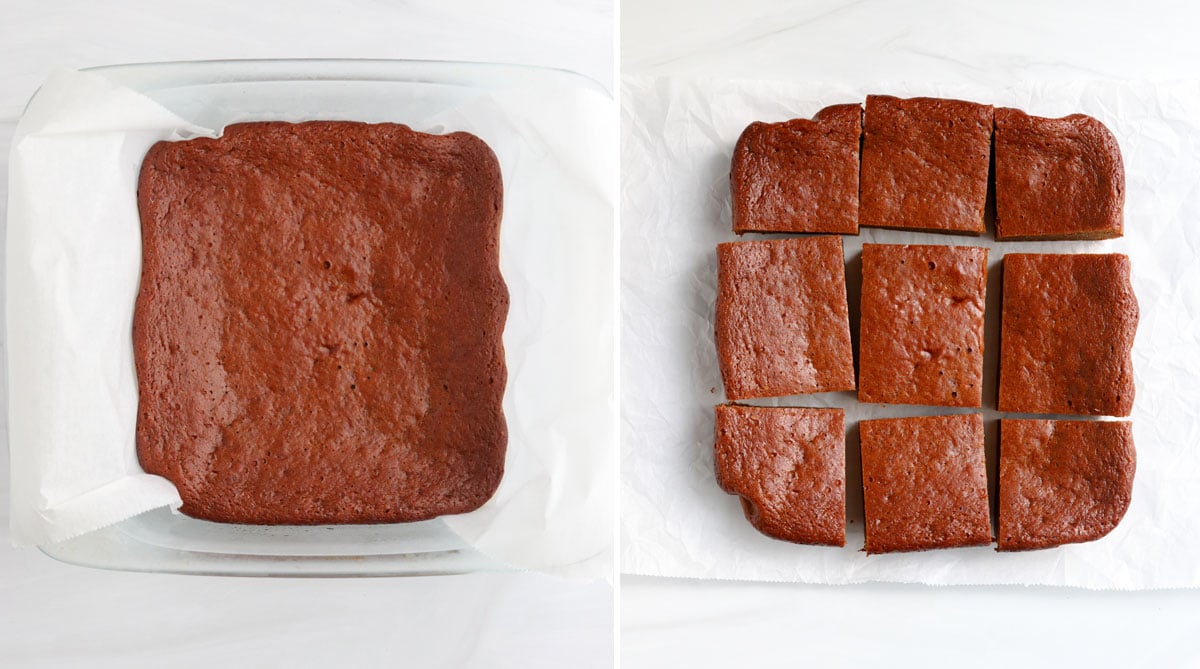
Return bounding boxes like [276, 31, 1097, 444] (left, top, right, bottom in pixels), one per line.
[858, 221, 987, 236]
[730, 104, 863, 236]
[713, 404, 847, 547]
[996, 419, 1136, 552]
[994, 109, 1125, 242]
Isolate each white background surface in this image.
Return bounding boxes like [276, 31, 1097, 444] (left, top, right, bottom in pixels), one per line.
[0, 1, 614, 667]
[622, 0, 1200, 666]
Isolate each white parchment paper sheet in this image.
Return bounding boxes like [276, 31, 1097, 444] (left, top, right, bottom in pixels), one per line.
[620, 75, 1200, 588]
[7, 68, 614, 577]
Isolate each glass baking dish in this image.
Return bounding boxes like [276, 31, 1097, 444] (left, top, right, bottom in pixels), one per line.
[33, 58, 608, 577]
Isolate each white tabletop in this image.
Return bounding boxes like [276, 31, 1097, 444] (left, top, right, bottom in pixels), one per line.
[0, 2, 613, 667]
[621, 1, 1200, 667]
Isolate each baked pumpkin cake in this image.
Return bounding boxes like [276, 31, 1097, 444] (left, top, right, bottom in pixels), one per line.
[998, 253, 1137, 416]
[134, 121, 508, 525]
[860, 414, 991, 553]
[860, 95, 993, 234]
[994, 108, 1124, 241]
[998, 419, 1135, 551]
[714, 404, 846, 546]
[730, 103, 862, 235]
[858, 243, 987, 407]
[715, 236, 855, 400]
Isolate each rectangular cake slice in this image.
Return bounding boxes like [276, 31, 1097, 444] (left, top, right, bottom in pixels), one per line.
[998, 253, 1137, 416]
[714, 404, 846, 546]
[994, 108, 1124, 241]
[135, 121, 508, 524]
[730, 103, 862, 234]
[715, 236, 856, 400]
[860, 95, 993, 234]
[858, 243, 987, 407]
[860, 414, 991, 553]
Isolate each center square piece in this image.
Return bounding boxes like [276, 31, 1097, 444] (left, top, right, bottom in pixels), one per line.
[858, 243, 988, 407]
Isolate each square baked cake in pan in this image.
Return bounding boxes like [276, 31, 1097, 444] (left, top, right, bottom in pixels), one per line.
[134, 121, 508, 525]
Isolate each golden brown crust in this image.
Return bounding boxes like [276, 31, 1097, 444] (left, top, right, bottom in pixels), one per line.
[730, 103, 861, 234]
[860, 414, 991, 553]
[998, 253, 1137, 416]
[715, 236, 855, 400]
[714, 404, 846, 546]
[858, 244, 987, 407]
[994, 108, 1124, 241]
[860, 95, 992, 234]
[998, 419, 1135, 551]
[134, 121, 508, 524]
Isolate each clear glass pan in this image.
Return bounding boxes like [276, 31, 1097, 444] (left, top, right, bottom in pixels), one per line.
[35, 58, 605, 577]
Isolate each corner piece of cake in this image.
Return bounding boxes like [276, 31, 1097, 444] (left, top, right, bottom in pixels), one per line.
[134, 121, 508, 525]
[730, 103, 862, 235]
[860, 414, 991, 554]
[715, 236, 856, 400]
[858, 243, 987, 407]
[860, 95, 993, 235]
[994, 108, 1124, 241]
[998, 253, 1137, 416]
[714, 404, 846, 546]
[998, 419, 1135, 551]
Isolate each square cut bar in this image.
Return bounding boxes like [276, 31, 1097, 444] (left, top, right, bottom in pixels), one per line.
[714, 404, 846, 546]
[860, 95, 993, 234]
[994, 108, 1124, 241]
[998, 419, 1135, 551]
[858, 244, 987, 407]
[998, 253, 1137, 416]
[135, 121, 508, 524]
[730, 103, 862, 234]
[715, 236, 856, 400]
[860, 414, 991, 554]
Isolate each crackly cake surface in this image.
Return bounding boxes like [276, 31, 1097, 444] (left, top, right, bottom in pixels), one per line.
[134, 121, 508, 524]
[994, 108, 1124, 241]
[858, 244, 987, 407]
[998, 253, 1137, 416]
[715, 236, 855, 400]
[714, 404, 846, 546]
[730, 103, 862, 235]
[998, 419, 1135, 551]
[860, 414, 991, 553]
[860, 95, 992, 234]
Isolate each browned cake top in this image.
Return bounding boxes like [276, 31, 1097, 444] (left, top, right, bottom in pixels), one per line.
[858, 244, 987, 407]
[860, 414, 991, 554]
[134, 121, 508, 525]
[730, 103, 861, 235]
[995, 108, 1124, 241]
[715, 236, 855, 400]
[998, 419, 1135, 551]
[714, 404, 846, 546]
[860, 95, 993, 234]
[998, 253, 1137, 416]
